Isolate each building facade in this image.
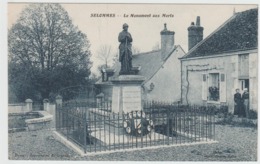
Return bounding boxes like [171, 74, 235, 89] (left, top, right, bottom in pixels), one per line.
[180, 8, 258, 112]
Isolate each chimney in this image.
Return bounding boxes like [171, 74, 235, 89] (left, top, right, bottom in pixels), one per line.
[196, 16, 200, 26]
[160, 23, 175, 60]
[188, 16, 204, 50]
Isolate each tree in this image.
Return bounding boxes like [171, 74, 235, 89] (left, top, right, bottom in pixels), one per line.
[8, 4, 92, 102]
[96, 45, 114, 68]
[97, 64, 108, 72]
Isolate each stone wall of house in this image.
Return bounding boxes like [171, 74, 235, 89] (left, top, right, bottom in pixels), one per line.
[249, 52, 258, 111]
[181, 50, 258, 113]
[144, 46, 185, 102]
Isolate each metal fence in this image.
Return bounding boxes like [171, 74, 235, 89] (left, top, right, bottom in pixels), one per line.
[32, 103, 44, 111]
[56, 100, 215, 154]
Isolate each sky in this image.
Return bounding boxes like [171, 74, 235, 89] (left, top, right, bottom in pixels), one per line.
[8, 3, 257, 75]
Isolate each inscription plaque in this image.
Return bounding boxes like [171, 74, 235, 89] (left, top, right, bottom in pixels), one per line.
[122, 86, 142, 112]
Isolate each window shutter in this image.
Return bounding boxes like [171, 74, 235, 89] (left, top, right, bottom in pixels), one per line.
[220, 73, 226, 102]
[202, 74, 207, 100]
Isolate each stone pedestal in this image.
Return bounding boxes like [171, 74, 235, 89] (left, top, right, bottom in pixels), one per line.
[111, 75, 145, 114]
[43, 99, 50, 112]
[25, 99, 33, 112]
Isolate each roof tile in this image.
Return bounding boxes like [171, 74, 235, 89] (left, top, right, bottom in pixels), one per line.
[183, 8, 258, 59]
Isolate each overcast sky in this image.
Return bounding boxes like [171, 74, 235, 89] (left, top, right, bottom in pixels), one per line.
[8, 3, 257, 75]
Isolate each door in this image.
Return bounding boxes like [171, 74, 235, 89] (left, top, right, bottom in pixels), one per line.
[240, 79, 249, 92]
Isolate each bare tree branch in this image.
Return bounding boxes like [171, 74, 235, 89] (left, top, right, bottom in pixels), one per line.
[96, 44, 114, 67]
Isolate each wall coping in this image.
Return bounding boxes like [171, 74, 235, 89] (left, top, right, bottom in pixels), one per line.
[8, 103, 25, 106]
[25, 111, 53, 124]
[25, 99, 33, 103]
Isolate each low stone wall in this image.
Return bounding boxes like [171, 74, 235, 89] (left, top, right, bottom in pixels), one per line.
[8, 103, 28, 114]
[25, 111, 53, 131]
[9, 99, 33, 114]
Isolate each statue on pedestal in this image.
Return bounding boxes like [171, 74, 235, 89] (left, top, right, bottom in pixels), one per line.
[118, 23, 133, 75]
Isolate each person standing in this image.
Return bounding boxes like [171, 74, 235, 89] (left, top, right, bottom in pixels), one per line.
[118, 23, 133, 75]
[234, 89, 244, 117]
[242, 88, 250, 118]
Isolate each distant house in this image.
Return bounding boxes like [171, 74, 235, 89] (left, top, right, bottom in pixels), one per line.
[180, 8, 258, 112]
[95, 23, 186, 102]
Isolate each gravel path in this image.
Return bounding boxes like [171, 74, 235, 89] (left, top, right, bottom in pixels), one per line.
[8, 124, 257, 161]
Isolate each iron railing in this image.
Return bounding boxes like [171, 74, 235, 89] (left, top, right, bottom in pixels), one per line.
[56, 100, 215, 154]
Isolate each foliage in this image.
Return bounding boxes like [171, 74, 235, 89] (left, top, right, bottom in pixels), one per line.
[248, 110, 257, 119]
[216, 112, 257, 128]
[207, 105, 229, 115]
[216, 112, 235, 125]
[240, 118, 257, 128]
[8, 4, 92, 102]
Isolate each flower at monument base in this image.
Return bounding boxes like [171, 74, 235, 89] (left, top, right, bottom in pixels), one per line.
[123, 111, 154, 136]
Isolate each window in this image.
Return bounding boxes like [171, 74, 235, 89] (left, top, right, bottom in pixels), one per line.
[208, 73, 220, 101]
[239, 54, 249, 78]
[202, 73, 226, 102]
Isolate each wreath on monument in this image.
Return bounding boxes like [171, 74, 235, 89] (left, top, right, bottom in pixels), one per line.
[123, 111, 154, 136]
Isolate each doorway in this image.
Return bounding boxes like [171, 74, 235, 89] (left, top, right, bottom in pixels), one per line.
[240, 79, 249, 92]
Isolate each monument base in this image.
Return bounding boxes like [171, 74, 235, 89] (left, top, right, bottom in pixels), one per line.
[119, 71, 135, 75]
[111, 75, 145, 114]
[119, 66, 141, 75]
[91, 130, 170, 144]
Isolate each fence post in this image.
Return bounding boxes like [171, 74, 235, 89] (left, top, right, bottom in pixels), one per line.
[83, 112, 87, 154]
[25, 99, 33, 112]
[43, 98, 50, 112]
[167, 107, 170, 145]
[55, 95, 63, 131]
[55, 95, 63, 107]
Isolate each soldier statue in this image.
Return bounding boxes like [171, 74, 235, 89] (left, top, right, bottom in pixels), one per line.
[118, 23, 133, 75]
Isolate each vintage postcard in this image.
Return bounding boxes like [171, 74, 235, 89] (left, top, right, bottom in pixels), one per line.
[6, 1, 258, 162]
